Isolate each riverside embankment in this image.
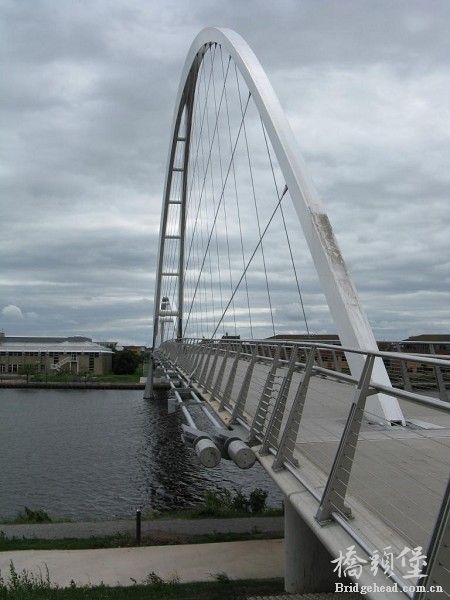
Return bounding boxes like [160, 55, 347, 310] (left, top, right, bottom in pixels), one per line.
[0, 380, 145, 389]
[0, 516, 284, 540]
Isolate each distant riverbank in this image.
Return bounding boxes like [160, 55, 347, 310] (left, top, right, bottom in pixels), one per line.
[0, 380, 145, 390]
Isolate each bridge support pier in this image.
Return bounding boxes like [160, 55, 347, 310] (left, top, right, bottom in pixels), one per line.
[143, 358, 154, 399]
[284, 496, 337, 594]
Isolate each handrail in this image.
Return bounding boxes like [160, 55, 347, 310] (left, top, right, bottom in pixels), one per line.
[159, 338, 450, 413]
[174, 337, 450, 368]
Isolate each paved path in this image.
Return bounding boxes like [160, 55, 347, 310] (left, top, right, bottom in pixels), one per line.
[0, 539, 283, 587]
[0, 516, 283, 540]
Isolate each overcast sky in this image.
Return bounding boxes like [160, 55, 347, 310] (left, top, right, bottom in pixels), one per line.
[1, 0, 449, 344]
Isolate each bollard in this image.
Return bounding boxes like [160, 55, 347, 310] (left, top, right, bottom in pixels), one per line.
[136, 509, 141, 546]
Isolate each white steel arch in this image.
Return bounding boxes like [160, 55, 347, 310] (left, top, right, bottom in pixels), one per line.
[149, 27, 404, 424]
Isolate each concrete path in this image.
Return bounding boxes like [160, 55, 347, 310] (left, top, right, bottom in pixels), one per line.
[0, 539, 284, 587]
[0, 516, 283, 540]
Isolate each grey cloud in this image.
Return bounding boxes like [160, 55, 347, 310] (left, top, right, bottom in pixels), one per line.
[1, 0, 449, 343]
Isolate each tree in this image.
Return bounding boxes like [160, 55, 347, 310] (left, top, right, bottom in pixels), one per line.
[19, 363, 37, 384]
[112, 349, 139, 375]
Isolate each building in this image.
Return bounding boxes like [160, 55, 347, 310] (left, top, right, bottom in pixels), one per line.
[123, 345, 147, 355]
[265, 333, 450, 374]
[266, 333, 344, 370]
[0, 333, 113, 375]
[399, 334, 450, 356]
[95, 340, 119, 351]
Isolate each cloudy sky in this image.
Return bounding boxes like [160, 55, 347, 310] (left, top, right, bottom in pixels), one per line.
[1, 0, 449, 344]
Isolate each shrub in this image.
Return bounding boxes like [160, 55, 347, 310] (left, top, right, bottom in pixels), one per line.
[112, 350, 140, 375]
[249, 488, 268, 513]
[231, 489, 250, 513]
[195, 489, 233, 517]
[14, 507, 52, 524]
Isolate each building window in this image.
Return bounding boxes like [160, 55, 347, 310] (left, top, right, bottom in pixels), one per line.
[53, 355, 59, 364]
[71, 353, 77, 361]
[8, 364, 18, 373]
[89, 354, 95, 371]
[0, 364, 5, 373]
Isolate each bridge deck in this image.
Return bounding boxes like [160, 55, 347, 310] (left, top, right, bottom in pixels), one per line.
[210, 357, 450, 555]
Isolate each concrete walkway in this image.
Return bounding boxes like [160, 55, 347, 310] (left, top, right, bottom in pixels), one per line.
[0, 539, 284, 587]
[0, 516, 283, 540]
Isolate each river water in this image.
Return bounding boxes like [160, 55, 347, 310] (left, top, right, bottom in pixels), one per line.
[0, 389, 282, 521]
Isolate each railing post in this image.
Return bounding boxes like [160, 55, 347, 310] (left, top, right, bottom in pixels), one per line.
[316, 348, 324, 368]
[186, 340, 197, 372]
[198, 341, 214, 386]
[331, 349, 341, 372]
[272, 348, 316, 471]
[260, 346, 298, 455]
[250, 345, 281, 440]
[430, 344, 448, 402]
[191, 342, 203, 373]
[396, 342, 412, 392]
[315, 354, 375, 524]
[205, 341, 221, 391]
[414, 476, 450, 600]
[179, 341, 189, 371]
[210, 344, 230, 403]
[231, 345, 258, 422]
[220, 343, 242, 410]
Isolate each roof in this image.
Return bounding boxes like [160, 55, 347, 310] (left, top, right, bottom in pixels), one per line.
[403, 335, 450, 342]
[1, 335, 92, 344]
[0, 340, 112, 354]
[267, 334, 340, 341]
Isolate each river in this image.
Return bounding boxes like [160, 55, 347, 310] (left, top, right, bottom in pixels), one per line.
[0, 389, 282, 521]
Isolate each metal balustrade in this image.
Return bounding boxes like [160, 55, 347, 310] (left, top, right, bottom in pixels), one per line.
[157, 337, 450, 597]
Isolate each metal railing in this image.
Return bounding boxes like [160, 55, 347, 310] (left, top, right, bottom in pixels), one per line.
[156, 337, 450, 598]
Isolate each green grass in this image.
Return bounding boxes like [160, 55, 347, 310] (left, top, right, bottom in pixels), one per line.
[0, 563, 284, 599]
[28, 368, 143, 385]
[93, 372, 142, 384]
[0, 508, 71, 526]
[0, 530, 280, 552]
[146, 488, 283, 521]
[149, 506, 283, 520]
[0, 489, 283, 526]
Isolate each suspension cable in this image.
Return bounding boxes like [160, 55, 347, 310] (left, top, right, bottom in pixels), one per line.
[234, 64, 275, 337]
[183, 91, 252, 337]
[219, 48, 253, 337]
[259, 117, 310, 336]
[211, 185, 289, 338]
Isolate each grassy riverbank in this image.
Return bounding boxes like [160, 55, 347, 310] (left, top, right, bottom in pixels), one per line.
[0, 529, 281, 552]
[0, 369, 143, 386]
[0, 567, 285, 599]
[1, 490, 283, 527]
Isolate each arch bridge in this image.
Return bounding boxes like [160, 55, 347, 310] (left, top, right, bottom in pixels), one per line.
[145, 28, 450, 598]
